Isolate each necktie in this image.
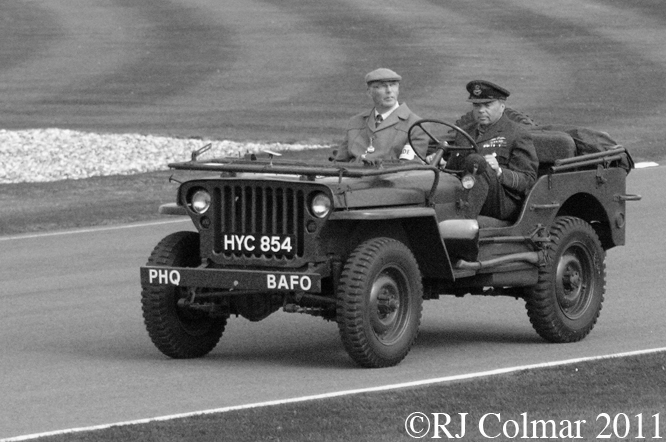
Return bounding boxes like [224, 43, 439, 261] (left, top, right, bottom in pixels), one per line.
[375, 114, 383, 127]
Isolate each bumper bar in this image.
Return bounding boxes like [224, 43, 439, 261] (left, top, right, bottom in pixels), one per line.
[140, 266, 322, 293]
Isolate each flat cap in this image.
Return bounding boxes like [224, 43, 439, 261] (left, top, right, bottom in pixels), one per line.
[365, 68, 402, 84]
[466, 80, 510, 103]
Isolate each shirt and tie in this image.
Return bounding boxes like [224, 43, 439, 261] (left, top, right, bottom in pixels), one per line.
[333, 102, 428, 162]
[375, 114, 383, 127]
[374, 103, 398, 128]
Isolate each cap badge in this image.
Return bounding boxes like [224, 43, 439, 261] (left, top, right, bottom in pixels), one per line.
[473, 85, 482, 96]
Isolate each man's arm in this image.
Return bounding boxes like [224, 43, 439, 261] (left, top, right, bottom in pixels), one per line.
[500, 130, 538, 195]
[401, 111, 430, 161]
[332, 135, 351, 161]
[332, 117, 358, 162]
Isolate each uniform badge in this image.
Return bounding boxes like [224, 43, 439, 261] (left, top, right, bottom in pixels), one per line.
[473, 85, 482, 96]
[483, 137, 507, 150]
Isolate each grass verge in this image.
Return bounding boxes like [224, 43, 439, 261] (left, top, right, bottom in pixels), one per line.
[31, 351, 666, 442]
[0, 170, 177, 236]
[0, 148, 330, 237]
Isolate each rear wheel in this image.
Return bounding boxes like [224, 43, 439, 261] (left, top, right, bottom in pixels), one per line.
[525, 217, 605, 342]
[336, 238, 423, 368]
[141, 231, 226, 358]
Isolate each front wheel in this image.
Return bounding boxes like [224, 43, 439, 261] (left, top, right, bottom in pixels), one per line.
[141, 231, 226, 358]
[336, 238, 423, 368]
[525, 217, 606, 343]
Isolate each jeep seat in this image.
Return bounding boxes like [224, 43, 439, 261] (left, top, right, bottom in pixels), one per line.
[477, 130, 576, 230]
[530, 129, 576, 175]
[477, 215, 512, 229]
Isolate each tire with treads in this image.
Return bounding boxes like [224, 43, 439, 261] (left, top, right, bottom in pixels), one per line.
[525, 216, 606, 343]
[141, 231, 226, 358]
[336, 237, 423, 368]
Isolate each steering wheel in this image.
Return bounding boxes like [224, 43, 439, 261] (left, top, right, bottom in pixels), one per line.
[408, 119, 480, 166]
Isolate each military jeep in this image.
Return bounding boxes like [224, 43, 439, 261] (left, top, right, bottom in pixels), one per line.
[139, 119, 640, 368]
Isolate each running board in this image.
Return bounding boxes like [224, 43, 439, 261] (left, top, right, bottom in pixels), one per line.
[453, 251, 542, 272]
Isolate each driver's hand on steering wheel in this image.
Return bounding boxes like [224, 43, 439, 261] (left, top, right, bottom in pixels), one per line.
[426, 140, 448, 167]
[426, 154, 447, 168]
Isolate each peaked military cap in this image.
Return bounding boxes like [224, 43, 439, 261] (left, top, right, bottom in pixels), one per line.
[466, 80, 510, 103]
[365, 68, 402, 84]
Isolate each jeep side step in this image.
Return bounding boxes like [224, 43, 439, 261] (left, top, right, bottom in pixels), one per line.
[450, 251, 542, 281]
[454, 251, 541, 271]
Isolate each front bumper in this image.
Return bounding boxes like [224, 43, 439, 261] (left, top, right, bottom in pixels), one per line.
[140, 266, 322, 293]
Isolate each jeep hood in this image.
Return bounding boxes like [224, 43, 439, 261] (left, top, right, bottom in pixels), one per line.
[320, 170, 440, 209]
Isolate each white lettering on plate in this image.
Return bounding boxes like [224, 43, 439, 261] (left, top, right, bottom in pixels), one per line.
[148, 268, 181, 285]
[266, 274, 312, 291]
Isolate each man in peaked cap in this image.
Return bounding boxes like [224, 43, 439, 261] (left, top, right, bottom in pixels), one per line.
[447, 80, 538, 222]
[331, 68, 428, 164]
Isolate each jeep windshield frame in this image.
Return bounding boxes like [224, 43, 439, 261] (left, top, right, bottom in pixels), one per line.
[168, 157, 443, 205]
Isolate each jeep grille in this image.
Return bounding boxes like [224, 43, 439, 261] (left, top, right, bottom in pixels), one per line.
[212, 183, 305, 259]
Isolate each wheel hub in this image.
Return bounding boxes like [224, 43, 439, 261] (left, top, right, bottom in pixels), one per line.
[377, 290, 400, 317]
[369, 273, 404, 339]
[556, 249, 591, 317]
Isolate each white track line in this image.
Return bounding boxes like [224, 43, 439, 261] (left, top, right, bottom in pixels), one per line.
[3, 346, 665, 442]
[634, 161, 659, 168]
[0, 218, 190, 242]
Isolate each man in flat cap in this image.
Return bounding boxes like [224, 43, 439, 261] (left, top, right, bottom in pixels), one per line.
[331, 68, 427, 163]
[447, 80, 538, 221]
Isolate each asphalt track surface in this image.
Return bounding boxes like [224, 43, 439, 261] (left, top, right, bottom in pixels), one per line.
[2, 0, 666, 439]
[0, 166, 660, 439]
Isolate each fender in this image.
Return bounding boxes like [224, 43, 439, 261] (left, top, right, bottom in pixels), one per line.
[329, 207, 455, 280]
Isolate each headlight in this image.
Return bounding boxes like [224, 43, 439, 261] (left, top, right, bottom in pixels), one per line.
[311, 192, 332, 218]
[190, 189, 211, 214]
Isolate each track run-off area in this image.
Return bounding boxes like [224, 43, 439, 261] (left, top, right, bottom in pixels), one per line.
[1, 0, 666, 159]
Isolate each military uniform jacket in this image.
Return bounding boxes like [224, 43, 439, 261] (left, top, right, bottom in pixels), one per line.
[449, 113, 538, 198]
[333, 103, 427, 163]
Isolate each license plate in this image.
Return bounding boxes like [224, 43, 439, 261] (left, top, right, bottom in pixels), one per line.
[220, 233, 295, 255]
[140, 266, 321, 292]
